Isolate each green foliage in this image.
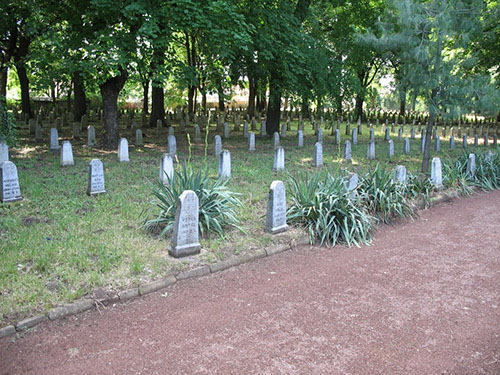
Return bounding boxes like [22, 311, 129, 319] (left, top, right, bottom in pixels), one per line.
[143, 164, 243, 239]
[358, 165, 415, 223]
[0, 99, 17, 145]
[287, 171, 374, 247]
[442, 155, 475, 195]
[403, 172, 434, 207]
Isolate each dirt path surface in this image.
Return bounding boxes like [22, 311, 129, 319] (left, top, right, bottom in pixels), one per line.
[1, 191, 500, 375]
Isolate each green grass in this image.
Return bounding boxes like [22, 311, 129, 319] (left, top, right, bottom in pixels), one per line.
[0, 118, 497, 324]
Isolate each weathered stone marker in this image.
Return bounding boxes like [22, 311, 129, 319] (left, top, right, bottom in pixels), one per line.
[467, 153, 476, 176]
[273, 132, 280, 149]
[273, 146, 285, 171]
[0, 142, 8, 162]
[87, 159, 106, 195]
[334, 128, 340, 145]
[136, 129, 143, 146]
[60, 141, 75, 166]
[0, 161, 22, 202]
[431, 157, 443, 187]
[87, 126, 96, 147]
[159, 153, 174, 185]
[298, 130, 304, 147]
[214, 135, 222, 156]
[281, 123, 287, 138]
[169, 190, 201, 258]
[50, 128, 60, 150]
[35, 124, 42, 142]
[404, 138, 410, 154]
[117, 138, 130, 162]
[260, 121, 266, 137]
[352, 127, 358, 145]
[218, 150, 231, 179]
[194, 125, 202, 141]
[450, 136, 455, 149]
[384, 128, 390, 141]
[367, 141, 375, 160]
[168, 135, 176, 156]
[265, 180, 288, 234]
[224, 122, 230, 139]
[388, 139, 394, 158]
[369, 128, 375, 142]
[168, 126, 175, 136]
[156, 119, 162, 129]
[435, 136, 441, 152]
[395, 165, 407, 183]
[313, 142, 323, 167]
[243, 122, 249, 138]
[248, 132, 256, 151]
[347, 173, 358, 192]
[344, 140, 352, 162]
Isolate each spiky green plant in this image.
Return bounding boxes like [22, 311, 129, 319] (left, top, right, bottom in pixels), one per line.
[403, 172, 434, 208]
[358, 165, 415, 223]
[142, 164, 244, 238]
[442, 156, 475, 196]
[472, 150, 500, 191]
[287, 171, 374, 247]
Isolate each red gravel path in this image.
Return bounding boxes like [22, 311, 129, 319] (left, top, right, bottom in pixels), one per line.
[1, 191, 500, 374]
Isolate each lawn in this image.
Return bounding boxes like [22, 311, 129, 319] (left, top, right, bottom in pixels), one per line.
[0, 116, 493, 325]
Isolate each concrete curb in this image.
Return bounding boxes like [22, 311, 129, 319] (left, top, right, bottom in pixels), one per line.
[0, 237, 308, 339]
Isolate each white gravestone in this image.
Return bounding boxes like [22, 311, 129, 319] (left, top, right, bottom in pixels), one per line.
[87, 126, 96, 147]
[248, 132, 256, 151]
[169, 190, 201, 258]
[298, 130, 304, 147]
[273, 132, 280, 149]
[0, 142, 8, 162]
[214, 135, 222, 156]
[431, 157, 443, 187]
[265, 181, 289, 234]
[243, 122, 249, 138]
[344, 140, 352, 162]
[218, 150, 231, 179]
[260, 121, 266, 137]
[168, 127, 175, 136]
[281, 123, 287, 138]
[347, 173, 358, 192]
[388, 140, 394, 158]
[117, 138, 130, 162]
[168, 135, 177, 157]
[467, 153, 476, 176]
[313, 142, 323, 167]
[60, 141, 75, 166]
[404, 138, 410, 154]
[50, 128, 60, 150]
[160, 153, 174, 185]
[87, 159, 106, 195]
[334, 129, 340, 145]
[224, 122, 230, 139]
[435, 136, 440, 151]
[273, 146, 285, 172]
[450, 136, 455, 149]
[136, 129, 144, 146]
[395, 165, 407, 183]
[352, 128, 358, 145]
[0, 161, 22, 202]
[367, 141, 376, 160]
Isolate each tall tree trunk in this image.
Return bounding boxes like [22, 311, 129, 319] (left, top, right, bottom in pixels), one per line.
[248, 75, 256, 118]
[0, 67, 7, 103]
[149, 85, 165, 127]
[73, 71, 87, 122]
[142, 79, 149, 116]
[301, 97, 310, 118]
[399, 88, 406, 116]
[67, 79, 72, 112]
[188, 87, 195, 115]
[355, 94, 363, 122]
[266, 74, 282, 136]
[99, 69, 128, 148]
[16, 64, 32, 118]
[217, 85, 225, 112]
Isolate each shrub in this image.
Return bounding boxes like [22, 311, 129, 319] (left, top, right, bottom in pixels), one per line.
[0, 98, 17, 145]
[358, 165, 415, 223]
[287, 171, 374, 247]
[142, 164, 243, 238]
[442, 155, 475, 195]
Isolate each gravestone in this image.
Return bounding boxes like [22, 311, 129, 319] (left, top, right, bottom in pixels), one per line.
[35, 124, 42, 142]
[395, 165, 407, 183]
[317, 128, 323, 144]
[168, 135, 177, 156]
[450, 136, 455, 149]
[388, 139, 394, 158]
[136, 129, 144, 146]
[0, 142, 8, 162]
[87, 159, 106, 195]
[334, 128, 340, 145]
[260, 121, 266, 137]
[345, 123, 350, 136]
[248, 132, 256, 151]
[117, 138, 130, 162]
[435, 136, 440, 152]
[156, 119, 162, 129]
[352, 128, 358, 145]
[410, 126, 415, 139]
[463, 135, 468, 148]
[347, 173, 358, 192]
[72, 123, 80, 139]
[367, 141, 375, 160]
[214, 135, 223, 156]
[0, 161, 22, 202]
[358, 123, 362, 135]
[281, 123, 287, 138]
[168, 127, 175, 136]
[484, 151, 494, 163]
[484, 133, 489, 147]
[265, 181, 288, 234]
[50, 128, 60, 150]
[160, 153, 174, 184]
[369, 128, 375, 142]
[313, 142, 323, 167]
[87, 126, 96, 147]
[344, 140, 352, 162]
[243, 122, 249, 138]
[398, 127, 403, 140]
[467, 153, 476, 176]
[224, 123, 230, 139]
[60, 141, 75, 166]
[273, 146, 285, 171]
[218, 150, 231, 179]
[169, 190, 201, 258]
[384, 128, 390, 141]
[273, 132, 280, 149]
[431, 157, 443, 187]
[474, 135, 479, 147]
[421, 133, 426, 152]
[298, 130, 304, 147]
[404, 138, 410, 154]
[194, 125, 202, 141]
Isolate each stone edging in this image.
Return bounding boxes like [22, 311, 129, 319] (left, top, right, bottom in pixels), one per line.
[0, 189, 469, 339]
